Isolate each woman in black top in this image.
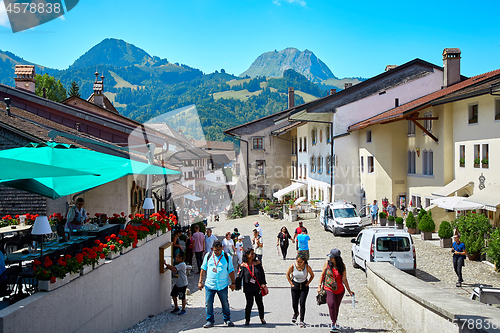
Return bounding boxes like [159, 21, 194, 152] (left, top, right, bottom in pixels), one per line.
[277, 226, 294, 260]
[236, 248, 267, 325]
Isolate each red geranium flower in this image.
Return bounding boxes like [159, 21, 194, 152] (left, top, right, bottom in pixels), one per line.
[99, 253, 105, 259]
[50, 276, 56, 284]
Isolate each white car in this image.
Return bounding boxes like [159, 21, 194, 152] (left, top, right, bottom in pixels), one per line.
[351, 227, 416, 275]
[319, 201, 371, 236]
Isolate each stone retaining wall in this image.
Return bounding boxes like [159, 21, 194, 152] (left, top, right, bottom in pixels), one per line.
[0, 232, 172, 333]
[367, 262, 500, 333]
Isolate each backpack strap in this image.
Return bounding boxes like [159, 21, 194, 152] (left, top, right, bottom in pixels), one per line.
[208, 251, 231, 272]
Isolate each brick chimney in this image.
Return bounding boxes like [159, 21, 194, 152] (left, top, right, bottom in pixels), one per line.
[344, 83, 352, 90]
[330, 89, 336, 95]
[443, 48, 461, 88]
[288, 87, 294, 109]
[14, 65, 36, 93]
[93, 71, 104, 107]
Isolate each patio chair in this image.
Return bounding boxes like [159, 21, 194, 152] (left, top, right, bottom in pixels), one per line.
[0, 266, 21, 301]
[110, 224, 121, 236]
[3, 240, 19, 255]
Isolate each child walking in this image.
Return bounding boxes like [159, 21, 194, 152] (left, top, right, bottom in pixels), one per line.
[165, 251, 189, 315]
[235, 235, 244, 269]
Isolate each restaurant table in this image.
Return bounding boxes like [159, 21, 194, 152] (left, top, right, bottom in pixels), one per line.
[71, 224, 118, 238]
[0, 225, 31, 240]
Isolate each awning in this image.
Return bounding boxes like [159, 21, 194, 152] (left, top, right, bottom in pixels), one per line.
[273, 182, 306, 199]
[197, 179, 225, 188]
[431, 196, 484, 211]
[184, 194, 202, 202]
[431, 180, 474, 197]
[210, 154, 231, 164]
[463, 185, 500, 212]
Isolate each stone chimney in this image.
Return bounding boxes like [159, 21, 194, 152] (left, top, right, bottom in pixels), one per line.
[443, 48, 461, 88]
[330, 89, 336, 95]
[14, 65, 36, 93]
[288, 87, 294, 109]
[93, 71, 104, 107]
[385, 65, 398, 72]
[344, 83, 352, 90]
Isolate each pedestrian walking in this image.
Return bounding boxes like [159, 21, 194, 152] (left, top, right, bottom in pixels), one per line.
[452, 234, 467, 287]
[236, 248, 267, 326]
[172, 229, 183, 260]
[222, 232, 236, 256]
[277, 226, 294, 260]
[192, 225, 205, 273]
[387, 202, 397, 218]
[293, 221, 308, 254]
[231, 228, 240, 243]
[198, 240, 236, 328]
[164, 251, 189, 316]
[185, 230, 194, 266]
[235, 235, 244, 268]
[286, 253, 314, 327]
[252, 228, 263, 262]
[318, 249, 354, 333]
[205, 228, 218, 253]
[254, 221, 263, 237]
[296, 229, 310, 261]
[370, 200, 379, 225]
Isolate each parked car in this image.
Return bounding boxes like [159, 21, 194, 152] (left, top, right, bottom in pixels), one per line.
[351, 227, 416, 275]
[319, 200, 371, 236]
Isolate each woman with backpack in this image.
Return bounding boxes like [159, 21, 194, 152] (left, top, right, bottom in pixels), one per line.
[317, 249, 355, 333]
[286, 253, 315, 327]
[236, 248, 267, 326]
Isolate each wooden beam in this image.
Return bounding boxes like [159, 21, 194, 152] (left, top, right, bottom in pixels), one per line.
[410, 119, 438, 142]
[408, 117, 438, 120]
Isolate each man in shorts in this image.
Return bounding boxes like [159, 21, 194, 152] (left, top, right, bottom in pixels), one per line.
[165, 251, 189, 315]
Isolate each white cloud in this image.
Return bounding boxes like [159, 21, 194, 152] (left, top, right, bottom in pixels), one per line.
[0, 1, 11, 28]
[273, 0, 307, 7]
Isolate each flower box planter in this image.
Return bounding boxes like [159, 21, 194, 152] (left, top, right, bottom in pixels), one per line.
[81, 265, 93, 276]
[474, 163, 480, 168]
[121, 245, 132, 255]
[440, 238, 452, 248]
[379, 218, 386, 226]
[421, 231, 433, 240]
[93, 257, 105, 269]
[157, 230, 163, 237]
[482, 164, 489, 169]
[106, 251, 120, 260]
[146, 233, 157, 242]
[407, 228, 416, 234]
[136, 238, 146, 247]
[38, 278, 63, 292]
[459, 163, 465, 168]
[396, 223, 404, 229]
[65, 272, 80, 283]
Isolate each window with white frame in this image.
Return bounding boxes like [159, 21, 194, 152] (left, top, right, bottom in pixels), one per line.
[474, 144, 480, 167]
[425, 197, 431, 208]
[469, 104, 478, 124]
[423, 111, 433, 133]
[422, 150, 428, 175]
[291, 161, 295, 179]
[366, 130, 372, 143]
[299, 164, 302, 178]
[252, 137, 264, 150]
[318, 155, 322, 174]
[311, 129, 317, 145]
[303, 137, 307, 152]
[367, 156, 374, 173]
[407, 150, 416, 174]
[408, 120, 415, 136]
[411, 195, 421, 208]
[311, 156, 315, 173]
[360, 156, 364, 173]
[303, 164, 307, 179]
[496, 100, 500, 121]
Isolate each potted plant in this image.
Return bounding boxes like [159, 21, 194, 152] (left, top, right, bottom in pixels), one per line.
[486, 228, 500, 272]
[452, 212, 492, 261]
[481, 158, 488, 169]
[474, 158, 480, 168]
[459, 158, 465, 168]
[395, 217, 404, 229]
[387, 215, 395, 226]
[438, 221, 453, 248]
[65, 255, 83, 282]
[419, 214, 435, 240]
[406, 211, 417, 234]
[102, 234, 122, 259]
[379, 212, 387, 226]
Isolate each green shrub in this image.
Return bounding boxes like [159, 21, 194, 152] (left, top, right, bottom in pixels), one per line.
[481, 159, 489, 165]
[395, 217, 404, 224]
[190, 221, 206, 235]
[438, 221, 453, 239]
[387, 215, 395, 222]
[379, 211, 387, 219]
[474, 158, 480, 164]
[452, 212, 492, 255]
[229, 202, 245, 219]
[406, 211, 416, 228]
[264, 205, 270, 212]
[486, 228, 500, 272]
[459, 158, 465, 164]
[419, 214, 435, 232]
[417, 208, 427, 220]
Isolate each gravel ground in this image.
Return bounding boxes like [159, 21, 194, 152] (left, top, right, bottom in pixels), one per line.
[117, 215, 500, 333]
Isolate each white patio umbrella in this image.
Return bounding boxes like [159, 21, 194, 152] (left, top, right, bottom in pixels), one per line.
[431, 197, 484, 211]
[294, 197, 307, 205]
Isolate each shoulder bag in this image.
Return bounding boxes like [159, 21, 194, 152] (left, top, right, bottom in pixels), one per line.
[324, 264, 338, 291]
[245, 264, 268, 296]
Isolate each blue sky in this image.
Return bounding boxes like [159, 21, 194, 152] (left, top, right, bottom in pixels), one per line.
[0, 0, 499, 79]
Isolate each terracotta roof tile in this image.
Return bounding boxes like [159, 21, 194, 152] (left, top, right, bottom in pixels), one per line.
[348, 68, 500, 132]
[14, 65, 35, 76]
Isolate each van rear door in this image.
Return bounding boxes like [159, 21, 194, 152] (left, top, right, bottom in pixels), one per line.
[374, 236, 413, 270]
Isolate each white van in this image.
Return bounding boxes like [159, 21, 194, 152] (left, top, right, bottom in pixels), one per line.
[319, 201, 371, 236]
[351, 227, 416, 275]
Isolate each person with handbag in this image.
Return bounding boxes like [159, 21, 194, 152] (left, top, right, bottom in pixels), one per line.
[286, 253, 315, 327]
[276, 226, 294, 260]
[235, 248, 267, 326]
[317, 249, 354, 333]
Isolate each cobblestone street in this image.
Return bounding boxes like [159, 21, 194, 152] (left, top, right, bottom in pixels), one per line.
[119, 214, 500, 333]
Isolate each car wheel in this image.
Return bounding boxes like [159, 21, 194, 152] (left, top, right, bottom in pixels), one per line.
[352, 252, 360, 268]
[333, 227, 339, 236]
